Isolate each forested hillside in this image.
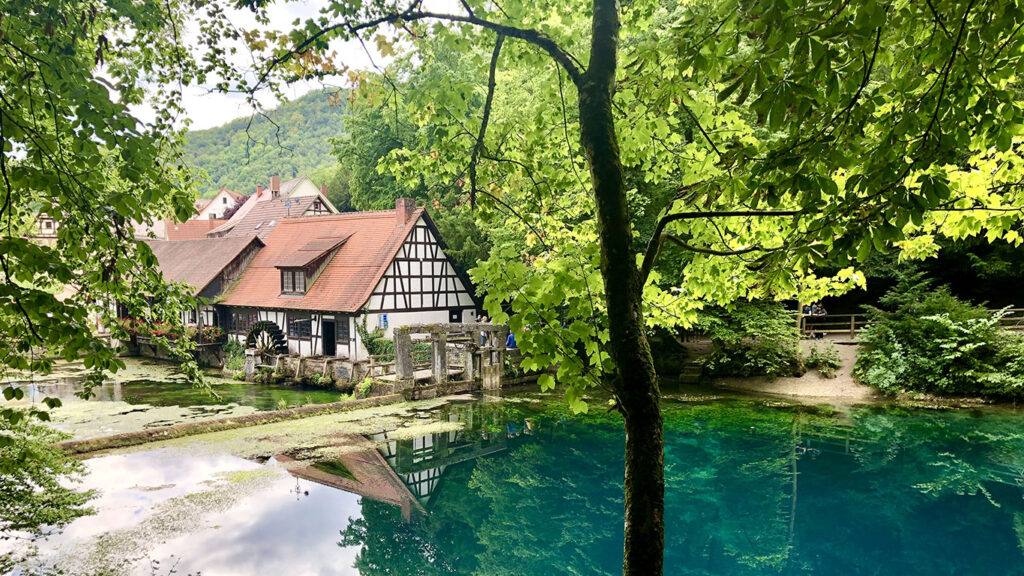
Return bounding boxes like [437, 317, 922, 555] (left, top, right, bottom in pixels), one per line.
[185, 89, 347, 197]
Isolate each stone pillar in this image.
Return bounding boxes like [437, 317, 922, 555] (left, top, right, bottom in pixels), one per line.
[244, 349, 259, 380]
[394, 329, 413, 380]
[431, 331, 447, 385]
[463, 347, 475, 381]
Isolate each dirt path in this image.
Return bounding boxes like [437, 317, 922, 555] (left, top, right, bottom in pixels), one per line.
[712, 337, 880, 402]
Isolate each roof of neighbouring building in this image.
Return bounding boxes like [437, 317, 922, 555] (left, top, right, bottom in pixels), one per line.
[164, 219, 227, 241]
[144, 235, 264, 296]
[220, 207, 425, 312]
[209, 195, 332, 238]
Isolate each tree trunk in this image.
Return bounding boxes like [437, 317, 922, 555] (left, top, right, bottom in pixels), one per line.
[578, 1, 665, 575]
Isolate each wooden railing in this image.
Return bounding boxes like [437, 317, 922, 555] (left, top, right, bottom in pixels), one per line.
[799, 308, 1024, 337]
[799, 314, 869, 337]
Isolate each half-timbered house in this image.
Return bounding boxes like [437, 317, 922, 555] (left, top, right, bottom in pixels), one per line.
[219, 199, 477, 359]
[144, 235, 264, 326]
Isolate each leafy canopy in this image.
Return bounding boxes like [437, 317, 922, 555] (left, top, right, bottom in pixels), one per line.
[206, 0, 1024, 410]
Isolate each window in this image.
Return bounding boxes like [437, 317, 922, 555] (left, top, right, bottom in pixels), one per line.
[379, 314, 389, 330]
[337, 318, 351, 342]
[281, 269, 306, 294]
[44, 221, 52, 230]
[222, 196, 228, 204]
[288, 313, 312, 339]
[230, 309, 259, 334]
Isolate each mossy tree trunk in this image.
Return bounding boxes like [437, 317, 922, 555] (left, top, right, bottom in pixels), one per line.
[578, 1, 665, 574]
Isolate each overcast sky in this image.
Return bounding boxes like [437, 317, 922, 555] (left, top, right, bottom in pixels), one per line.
[176, 0, 381, 131]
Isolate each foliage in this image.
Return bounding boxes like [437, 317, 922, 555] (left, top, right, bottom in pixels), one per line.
[0, 410, 95, 539]
[804, 343, 842, 379]
[356, 379, 374, 398]
[330, 78, 492, 272]
[1, 0, 208, 418]
[253, 367, 275, 385]
[854, 271, 1024, 397]
[185, 89, 349, 198]
[697, 302, 805, 379]
[355, 315, 394, 357]
[223, 339, 246, 372]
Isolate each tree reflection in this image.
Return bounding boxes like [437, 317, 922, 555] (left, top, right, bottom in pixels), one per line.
[339, 397, 1024, 575]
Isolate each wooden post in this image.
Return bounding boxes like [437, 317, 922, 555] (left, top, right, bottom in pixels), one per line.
[849, 315, 855, 338]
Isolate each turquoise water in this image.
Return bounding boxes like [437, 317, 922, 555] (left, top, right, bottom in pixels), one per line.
[19, 392, 1024, 575]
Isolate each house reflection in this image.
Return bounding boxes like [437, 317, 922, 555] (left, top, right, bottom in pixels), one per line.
[278, 400, 512, 522]
[370, 402, 508, 506]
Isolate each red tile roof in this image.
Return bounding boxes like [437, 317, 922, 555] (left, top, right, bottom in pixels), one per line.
[144, 236, 264, 296]
[164, 219, 226, 241]
[221, 207, 424, 312]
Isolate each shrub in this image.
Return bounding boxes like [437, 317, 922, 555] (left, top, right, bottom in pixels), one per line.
[853, 271, 1024, 398]
[310, 373, 334, 387]
[805, 343, 842, 379]
[356, 379, 374, 398]
[223, 339, 245, 371]
[697, 301, 804, 379]
[253, 367, 275, 385]
[355, 316, 394, 356]
[232, 370, 245, 381]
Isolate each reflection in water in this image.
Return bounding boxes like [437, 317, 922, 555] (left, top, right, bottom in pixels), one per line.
[15, 394, 1024, 575]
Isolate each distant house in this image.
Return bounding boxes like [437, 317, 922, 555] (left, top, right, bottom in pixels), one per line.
[144, 236, 264, 326]
[195, 187, 249, 220]
[219, 199, 477, 359]
[31, 213, 59, 245]
[208, 175, 336, 239]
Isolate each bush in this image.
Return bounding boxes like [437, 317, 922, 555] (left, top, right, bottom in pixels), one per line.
[355, 316, 394, 356]
[253, 367, 275, 385]
[356, 379, 374, 398]
[697, 301, 804, 379]
[853, 271, 1024, 398]
[232, 370, 245, 381]
[223, 339, 245, 371]
[805, 343, 842, 379]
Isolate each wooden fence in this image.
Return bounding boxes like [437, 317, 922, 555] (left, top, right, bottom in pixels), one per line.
[799, 308, 1024, 337]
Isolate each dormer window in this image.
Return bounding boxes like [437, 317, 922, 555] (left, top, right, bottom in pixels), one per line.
[275, 235, 350, 297]
[281, 269, 306, 294]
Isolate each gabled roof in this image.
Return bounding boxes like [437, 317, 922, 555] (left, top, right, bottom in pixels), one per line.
[221, 207, 425, 312]
[144, 236, 264, 296]
[164, 219, 226, 241]
[219, 187, 249, 203]
[208, 194, 334, 239]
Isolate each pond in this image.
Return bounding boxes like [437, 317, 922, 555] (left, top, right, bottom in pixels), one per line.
[10, 390, 1024, 575]
[2, 359, 348, 439]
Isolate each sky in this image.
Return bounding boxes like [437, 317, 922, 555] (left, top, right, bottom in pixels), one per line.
[175, 0, 461, 131]
[177, 0, 382, 131]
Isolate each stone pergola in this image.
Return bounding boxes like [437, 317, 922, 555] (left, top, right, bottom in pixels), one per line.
[393, 322, 509, 395]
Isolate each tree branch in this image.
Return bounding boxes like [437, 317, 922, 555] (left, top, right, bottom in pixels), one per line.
[640, 210, 800, 282]
[469, 33, 504, 208]
[253, 4, 583, 92]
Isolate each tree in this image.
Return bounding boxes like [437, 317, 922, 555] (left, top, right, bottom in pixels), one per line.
[1, 0, 209, 407]
[209, 0, 1024, 573]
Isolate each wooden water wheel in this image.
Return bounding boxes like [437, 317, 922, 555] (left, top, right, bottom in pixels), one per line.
[246, 321, 287, 355]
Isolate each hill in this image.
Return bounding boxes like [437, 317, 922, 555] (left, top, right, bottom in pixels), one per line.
[185, 90, 347, 197]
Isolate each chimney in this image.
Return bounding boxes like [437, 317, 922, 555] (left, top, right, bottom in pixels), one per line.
[395, 198, 415, 226]
[270, 175, 281, 199]
[256, 185, 264, 197]
[321, 183, 327, 196]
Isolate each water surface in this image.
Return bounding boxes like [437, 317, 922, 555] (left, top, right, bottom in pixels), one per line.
[16, 392, 1024, 575]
